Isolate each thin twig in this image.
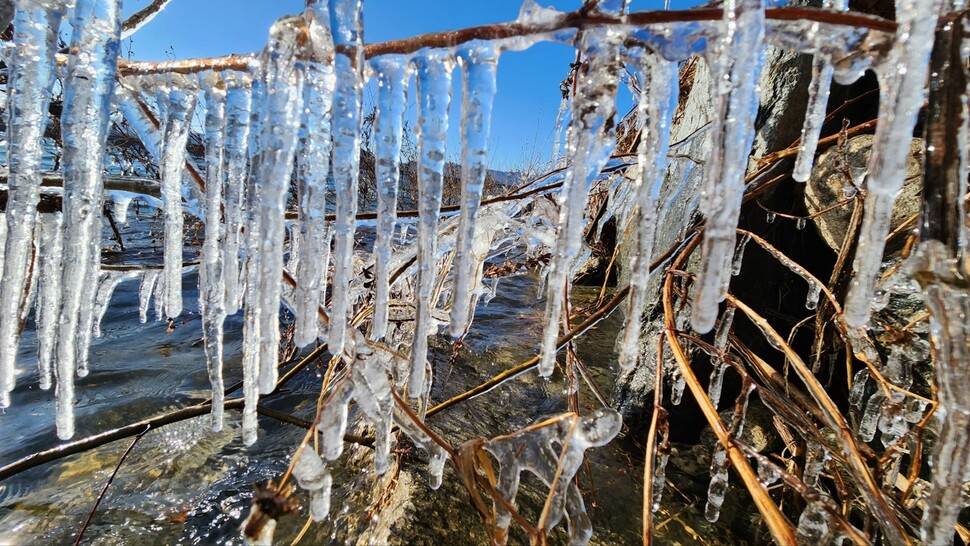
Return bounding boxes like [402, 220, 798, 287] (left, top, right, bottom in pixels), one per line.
[73, 424, 151, 546]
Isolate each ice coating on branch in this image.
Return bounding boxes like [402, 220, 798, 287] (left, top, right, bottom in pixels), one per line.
[484, 409, 622, 545]
[294, 13, 336, 347]
[0, 1, 69, 407]
[159, 81, 198, 320]
[325, 0, 364, 358]
[36, 212, 63, 391]
[292, 446, 333, 522]
[370, 55, 410, 341]
[843, 0, 941, 327]
[53, 0, 122, 440]
[200, 81, 228, 431]
[222, 76, 253, 316]
[450, 43, 499, 338]
[394, 402, 449, 489]
[791, 0, 848, 182]
[255, 16, 305, 394]
[618, 52, 677, 371]
[409, 51, 454, 398]
[691, 0, 765, 334]
[138, 269, 159, 323]
[517, 0, 565, 26]
[539, 28, 620, 376]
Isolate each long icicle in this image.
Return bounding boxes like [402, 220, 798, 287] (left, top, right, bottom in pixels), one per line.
[449, 42, 499, 338]
[690, 0, 765, 334]
[36, 212, 63, 391]
[54, 0, 122, 440]
[323, 0, 364, 358]
[222, 74, 253, 317]
[0, 1, 69, 407]
[294, 7, 336, 347]
[618, 53, 677, 371]
[538, 28, 621, 377]
[160, 81, 198, 320]
[370, 55, 410, 342]
[843, 0, 941, 327]
[791, 0, 848, 182]
[240, 74, 265, 446]
[255, 17, 305, 394]
[200, 78, 228, 431]
[409, 51, 455, 399]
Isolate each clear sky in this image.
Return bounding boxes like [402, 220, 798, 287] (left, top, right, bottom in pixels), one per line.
[120, 0, 700, 171]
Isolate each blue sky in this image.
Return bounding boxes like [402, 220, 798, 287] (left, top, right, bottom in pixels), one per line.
[121, 0, 698, 171]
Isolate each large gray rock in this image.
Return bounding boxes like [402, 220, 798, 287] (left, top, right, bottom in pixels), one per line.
[613, 39, 814, 420]
[805, 134, 924, 252]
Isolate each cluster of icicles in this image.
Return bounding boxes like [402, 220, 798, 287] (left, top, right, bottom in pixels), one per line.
[0, 0, 964, 543]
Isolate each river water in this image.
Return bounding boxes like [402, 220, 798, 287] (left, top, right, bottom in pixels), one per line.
[0, 204, 655, 545]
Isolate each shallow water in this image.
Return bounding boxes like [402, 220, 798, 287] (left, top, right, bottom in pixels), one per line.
[0, 207, 644, 545]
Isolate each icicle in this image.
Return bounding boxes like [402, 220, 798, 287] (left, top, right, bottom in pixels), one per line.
[138, 269, 159, 323]
[802, 441, 827, 486]
[36, 212, 63, 391]
[53, 0, 122, 439]
[240, 78, 265, 447]
[75, 226, 103, 377]
[0, 1, 69, 407]
[791, 0, 848, 182]
[551, 88, 569, 168]
[691, 0, 766, 334]
[324, 0, 365, 358]
[797, 502, 830, 542]
[910, 244, 970, 544]
[705, 449, 729, 522]
[651, 444, 669, 512]
[350, 332, 394, 474]
[618, 54, 677, 371]
[222, 75, 253, 316]
[449, 43, 499, 338]
[153, 275, 166, 322]
[200, 79, 228, 431]
[111, 195, 133, 224]
[805, 282, 822, 311]
[539, 28, 621, 376]
[160, 81, 198, 319]
[408, 51, 454, 398]
[255, 17, 305, 395]
[858, 391, 885, 443]
[294, 12, 336, 347]
[317, 379, 354, 461]
[731, 233, 750, 276]
[370, 55, 409, 341]
[848, 368, 869, 408]
[843, 0, 941, 327]
[92, 271, 139, 337]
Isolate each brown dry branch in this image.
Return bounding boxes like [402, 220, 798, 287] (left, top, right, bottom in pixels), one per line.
[114, 7, 898, 78]
[661, 234, 798, 546]
[726, 294, 910, 545]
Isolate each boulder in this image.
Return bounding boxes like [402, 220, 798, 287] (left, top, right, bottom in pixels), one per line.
[804, 134, 923, 253]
